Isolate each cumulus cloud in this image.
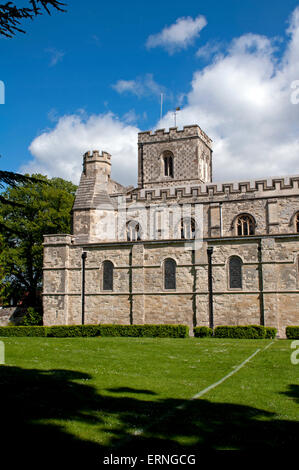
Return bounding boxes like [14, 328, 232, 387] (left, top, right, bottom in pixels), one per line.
[22, 113, 139, 186]
[112, 73, 165, 98]
[146, 15, 207, 54]
[157, 8, 299, 182]
[23, 7, 299, 187]
[196, 41, 223, 59]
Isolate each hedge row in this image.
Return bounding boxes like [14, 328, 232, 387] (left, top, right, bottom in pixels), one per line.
[194, 326, 213, 338]
[193, 325, 277, 339]
[0, 324, 189, 338]
[286, 326, 299, 339]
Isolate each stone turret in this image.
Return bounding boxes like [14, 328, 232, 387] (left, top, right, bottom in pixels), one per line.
[72, 150, 115, 242]
[83, 150, 111, 184]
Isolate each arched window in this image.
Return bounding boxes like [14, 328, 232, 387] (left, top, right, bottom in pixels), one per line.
[229, 256, 243, 289]
[164, 258, 176, 290]
[163, 151, 174, 178]
[295, 212, 299, 233]
[236, 214, 255, 236]
[127, 220, 141, 241]
[103, 260, 114, 291]
[180, 218, 196, 239]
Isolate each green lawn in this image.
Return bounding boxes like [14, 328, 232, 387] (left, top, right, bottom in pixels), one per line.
[0, 337, 298, 462]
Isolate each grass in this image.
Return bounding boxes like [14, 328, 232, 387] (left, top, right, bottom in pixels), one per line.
[0, 337, 298, 462]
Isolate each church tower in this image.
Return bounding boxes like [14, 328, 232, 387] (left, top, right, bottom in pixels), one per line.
[137, 125, 212, 189]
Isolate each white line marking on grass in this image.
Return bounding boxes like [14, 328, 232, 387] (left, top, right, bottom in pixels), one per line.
[177, 340, 275, 410]
[263, 340, 275, 351]
[116, 340, 275, 443]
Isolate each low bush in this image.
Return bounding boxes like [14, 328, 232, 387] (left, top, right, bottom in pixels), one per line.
[19, 307, 43, 326]
[0, 326, 46, 337]
[286, 326, 299, 339]
[265, 327, 277, 339]
[97, 324, 189, 338]
[214, 325, 267, 339]
[193, 326, 213, 337]
[45, 325, 101, 337]
[0, 324, 189, 338]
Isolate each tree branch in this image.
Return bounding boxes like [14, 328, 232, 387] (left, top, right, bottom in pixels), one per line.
[0, 0, 66, 37]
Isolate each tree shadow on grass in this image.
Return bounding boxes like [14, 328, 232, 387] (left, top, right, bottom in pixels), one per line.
[281, 384, 299, 404]
[106, 387, 157, 395]
[0, 366, 298, 465]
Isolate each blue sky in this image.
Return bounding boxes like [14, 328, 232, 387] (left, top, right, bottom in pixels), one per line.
[1, 0, 299, 186]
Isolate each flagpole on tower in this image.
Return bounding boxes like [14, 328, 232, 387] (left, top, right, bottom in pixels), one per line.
[174, 106, 180, 127]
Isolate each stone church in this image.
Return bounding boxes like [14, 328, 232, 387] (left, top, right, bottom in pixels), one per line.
[43, 124, 299, 337]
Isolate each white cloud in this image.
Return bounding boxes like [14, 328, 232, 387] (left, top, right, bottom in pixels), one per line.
[23, 7, 299, 188]
[146, 15, 207, 54]
[46, 48, 65, 67]
[112, 73, 165, 98]
[112, 79, 137, 95]
[22, 113, 139, 186]
[196, 41, 222, 59]
[157, 8, 299, 182]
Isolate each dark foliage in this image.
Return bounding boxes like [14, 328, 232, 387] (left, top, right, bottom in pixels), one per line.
[0, 0, 66, 37]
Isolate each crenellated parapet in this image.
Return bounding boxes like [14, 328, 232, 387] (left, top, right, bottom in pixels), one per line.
[115, 174, 299, 203]
[138, 125, 212, 149]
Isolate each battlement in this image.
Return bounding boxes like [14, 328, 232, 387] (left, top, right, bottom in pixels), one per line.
[112, 174, 299, 203]
[83, 150, 111, 164]
[138, 125, 212, 149]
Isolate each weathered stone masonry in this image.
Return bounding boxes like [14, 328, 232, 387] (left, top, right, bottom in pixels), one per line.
[43, 125, 299, 336]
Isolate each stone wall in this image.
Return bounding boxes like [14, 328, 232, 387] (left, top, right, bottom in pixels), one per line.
[43, 234, 299, 336]
[0, 307, 26, 326]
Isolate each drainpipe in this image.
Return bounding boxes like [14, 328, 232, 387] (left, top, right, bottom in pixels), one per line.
[129, 247, 133, 325]
[257, 240, 265, 326]
[81, 252, 87, 325]
[192, 248, 197, 328]
[207, 246, 214, 329]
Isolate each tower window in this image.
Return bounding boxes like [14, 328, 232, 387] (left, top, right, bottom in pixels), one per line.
[229, 256, 243, 289]
[103, 260, 114, 291]
[295, 212, 299, 233]
[163, 152, 174, 177]
[236, 214, 255, 236]
[164, 258, 176, 290]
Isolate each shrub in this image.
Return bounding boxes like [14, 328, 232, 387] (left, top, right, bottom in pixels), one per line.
[214, 325, 267, 339]
[0, 326, 46, 337]
[193, 326, 213, 338]
[97, 324, 189, 338]
[0, 324, 189, 338]
[265, 327, 277, 339]
[45, 325, 102, 337]
[20, 307, 43, 326]
[286, 326, 299, 339]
